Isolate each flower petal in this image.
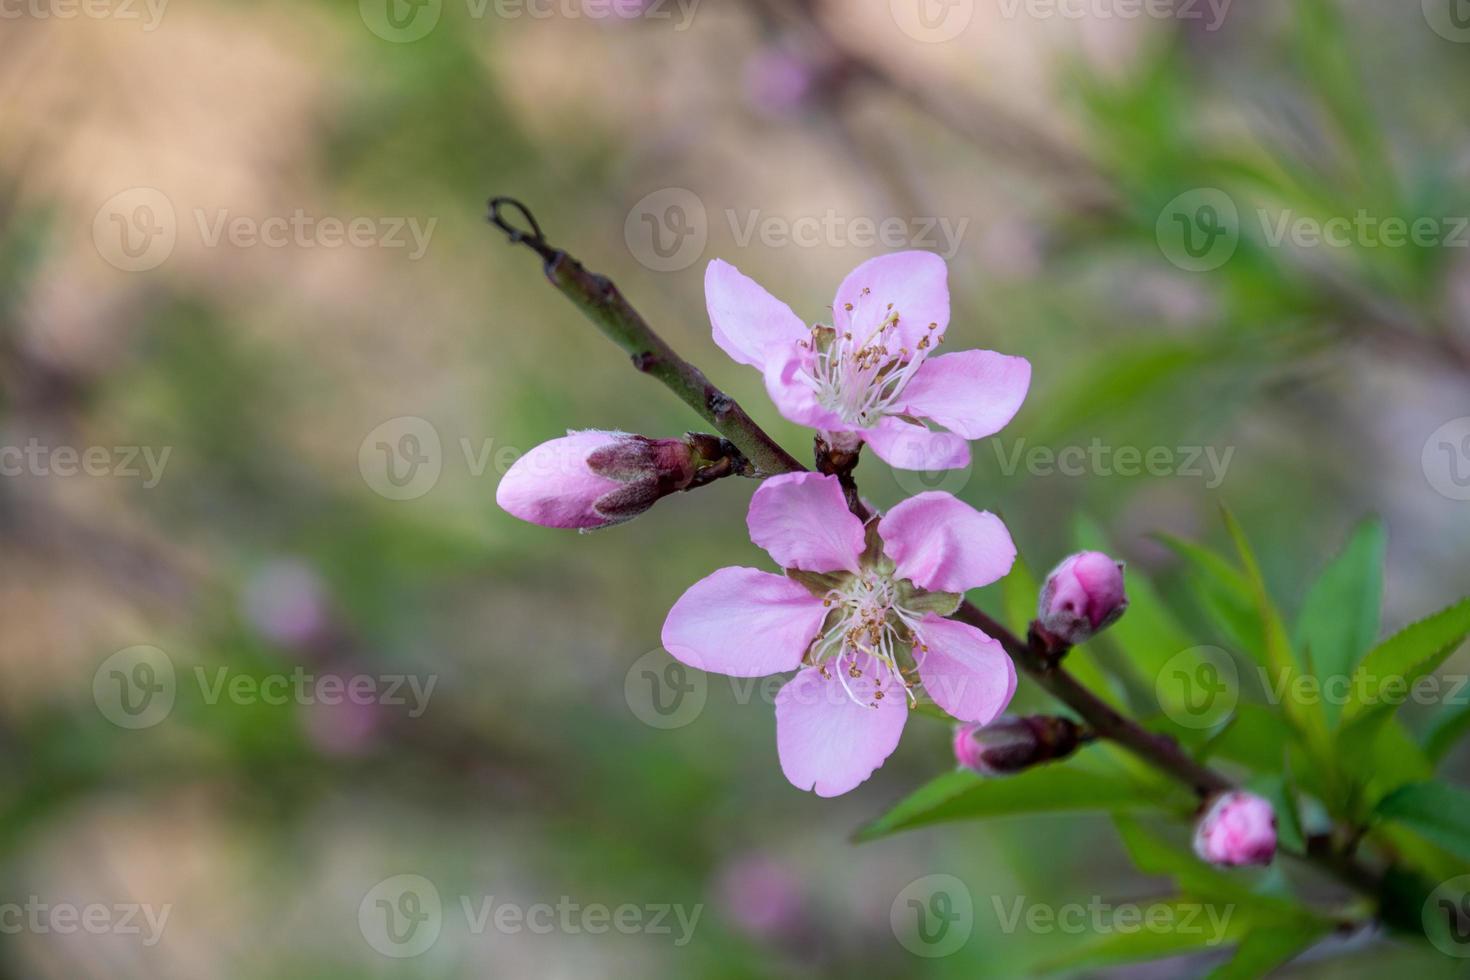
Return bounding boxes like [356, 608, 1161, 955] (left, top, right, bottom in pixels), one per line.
[862, 418, 970, 472]
[878, 492, 1016, 593]
[747, 473, 865, 574]
[762, 351, 844, 431]
[915, 615, 1016, 723]
[662, 567, 827, 677]
[706, 259, 807, 371]
[900, 350, 1031, 440]
[775, 654, 907, 796]
[832, 251, 949, 351]
[495, 431, 625, 529]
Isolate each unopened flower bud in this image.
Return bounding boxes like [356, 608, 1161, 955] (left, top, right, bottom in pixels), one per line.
[1193, 791, 1277, 867]
[496, 430, 701, 530]
[1038, 551, 1128, 645]
[953, 715, 1085, 777]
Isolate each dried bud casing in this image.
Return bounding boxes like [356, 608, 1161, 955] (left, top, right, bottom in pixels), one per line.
[1038, 551, 1129, 645]
[953, 715, 1086, 777]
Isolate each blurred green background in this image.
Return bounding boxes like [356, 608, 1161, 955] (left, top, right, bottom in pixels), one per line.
[0, 0, 1468, 975]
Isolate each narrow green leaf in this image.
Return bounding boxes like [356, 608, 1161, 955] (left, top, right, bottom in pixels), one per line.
[1339, 598, 1470, 727]
[1423, 699, 1470, 765]
[1202, 704, 1294, 774]
[1295, 518, 1385, 726]
[1035, 900, 1249, 974]
[1374, 781, 1470, 861]
[1156, 534, 1262, 665]
[855, 765, 1171, 842]
[1206, 923, 1328, 980]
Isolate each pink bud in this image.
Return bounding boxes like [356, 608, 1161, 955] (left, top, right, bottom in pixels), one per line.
[496, 430, 695, 530]
[1193, 791, 1277, 867]
[953, 716, 1085, 776]
[1038, 551, 1128, 645]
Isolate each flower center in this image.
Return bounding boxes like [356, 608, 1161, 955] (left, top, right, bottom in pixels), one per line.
[805, 570, 929, 708]
[796, 287, 942, 429]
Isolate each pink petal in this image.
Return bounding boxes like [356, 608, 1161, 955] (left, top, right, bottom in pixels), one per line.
[832, 251, 949, 352]
[706, 259, 807, 371]
[862, 418, 970, 471]
[762, 351, 844, 431]
[662, 567, 827, 678]
[878, 492, 1016, 593]
[495, 431, 625, 529]
[747, 473, 865, 574]
[775, 654, 908, 796]
[900, 350, 1031, 440]
[914, 615, 1016, 723]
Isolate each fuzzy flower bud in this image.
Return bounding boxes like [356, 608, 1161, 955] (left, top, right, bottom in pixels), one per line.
[1193, 791, 1277, 867]
[496, 430, 706, 530]
[1038, 551, 1128, 645]
[953, 715, 1085, 777]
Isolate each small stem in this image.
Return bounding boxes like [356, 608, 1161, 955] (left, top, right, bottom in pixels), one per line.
[488, 198, 805, 478]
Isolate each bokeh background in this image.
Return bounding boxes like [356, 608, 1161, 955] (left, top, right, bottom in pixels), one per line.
[1, 0, 1469, 975]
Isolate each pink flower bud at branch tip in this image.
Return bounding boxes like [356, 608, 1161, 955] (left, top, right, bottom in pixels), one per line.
[1038, 551, 1128, 645]
[496, 430, 698, 531]
[1193, 791, 1277, 867]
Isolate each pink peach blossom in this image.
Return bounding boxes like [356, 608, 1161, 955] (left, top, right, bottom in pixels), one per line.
[662, 472, 1018, 796]
[705, 253, 1030, 470]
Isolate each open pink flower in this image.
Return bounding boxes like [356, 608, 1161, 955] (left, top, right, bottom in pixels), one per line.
[661, 472, 1018, 796]
[706, 252, 1031, 471]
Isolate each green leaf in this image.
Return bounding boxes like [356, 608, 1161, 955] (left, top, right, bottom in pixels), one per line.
[1202, 703, 1294, 774]
[1035, 900, 1249, 974]
[1423, 699, 1470, 765]
[1374, 781, 1470, 862]
[1339, 598, 1470, 728]
[855, 765, 1172, 842]
[1295, 518, 1385, 726]
[1112, 816, 1304, 913]
[1156, 534, 1262, 665]
[1206, 923, 1329, 980]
